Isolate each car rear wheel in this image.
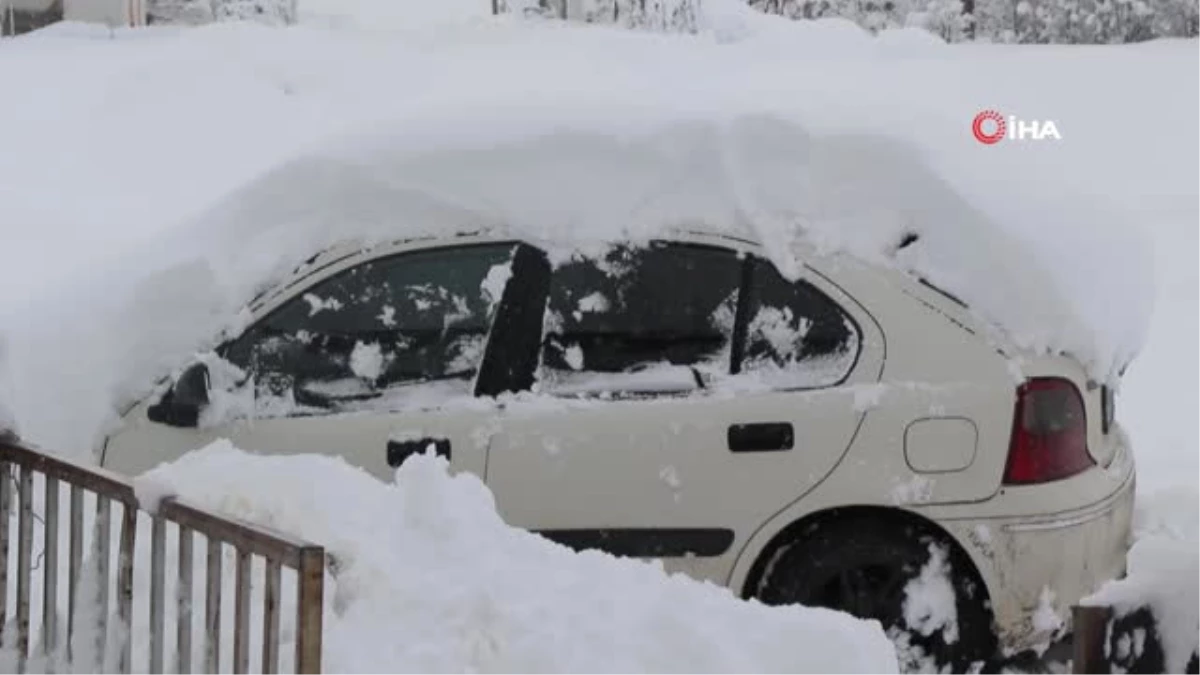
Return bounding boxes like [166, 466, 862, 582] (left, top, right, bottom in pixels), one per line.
[755, 514, 997, 672]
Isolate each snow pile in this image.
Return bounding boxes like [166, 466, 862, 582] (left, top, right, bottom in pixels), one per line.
[131, 441, 898, 672]
[1083, 538, 1198, 673]
[1083, 485, 1200, 674]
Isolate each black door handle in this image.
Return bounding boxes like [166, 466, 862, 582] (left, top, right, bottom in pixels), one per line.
[387, 438, 451, 467]
[728, 423, 794, 453]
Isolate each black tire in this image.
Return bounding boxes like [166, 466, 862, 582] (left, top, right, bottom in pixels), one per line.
[756, 514, 997, 672]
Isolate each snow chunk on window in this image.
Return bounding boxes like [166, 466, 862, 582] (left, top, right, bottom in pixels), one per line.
[480, 261, 512, 310]
[303, 293, 343, 316]
[563, 344, 585, 371]
[378, 305, 397, 327]
[445, 334, 487, 375]
[748, 306, 809, 362]
[442, 293, 471, 329]
[350, 341, 384, 381]
[902, 542, 959, 645]
[577, 291, 609, 315]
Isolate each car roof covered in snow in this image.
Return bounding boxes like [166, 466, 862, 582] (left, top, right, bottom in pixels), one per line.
[10, 111, 1153, 451]
[126, 110, 1142, 385]
[0, 15, 1161, 460]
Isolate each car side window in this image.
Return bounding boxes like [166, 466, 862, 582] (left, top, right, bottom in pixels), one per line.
[222, 243, 517, 414]
[737, 259, 860, 389]
[538, 242, 742, 398]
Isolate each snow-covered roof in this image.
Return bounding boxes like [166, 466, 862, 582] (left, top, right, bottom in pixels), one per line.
[0, 12, 1156, 458]
[178, 108, 1146, 380]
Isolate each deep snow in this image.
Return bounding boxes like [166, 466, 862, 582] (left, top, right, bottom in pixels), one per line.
[0, 2, 1196, 673]
[125, 441, 900, 672]
[0, 17, 1177, 458]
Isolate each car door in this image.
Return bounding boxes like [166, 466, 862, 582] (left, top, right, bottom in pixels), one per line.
[484, 241, 883, 583]
[102, 241, 534, 482]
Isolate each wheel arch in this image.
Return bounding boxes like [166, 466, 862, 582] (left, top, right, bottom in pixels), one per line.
[737, 504, 993, 616]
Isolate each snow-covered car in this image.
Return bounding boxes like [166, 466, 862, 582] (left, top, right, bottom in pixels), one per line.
[99, 226, 1135, 667]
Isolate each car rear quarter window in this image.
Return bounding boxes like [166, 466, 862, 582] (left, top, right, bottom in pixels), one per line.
[538, 242, 741, 398]
[735, 260, 860, 389]
[223, 243, 516, 413]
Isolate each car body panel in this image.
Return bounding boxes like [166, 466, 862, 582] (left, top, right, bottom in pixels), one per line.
[99, 227, 1135, 656]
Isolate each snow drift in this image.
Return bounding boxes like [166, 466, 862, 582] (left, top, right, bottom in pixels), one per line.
[1082, 485, 1200, 674]
[128, 441, 899, 672]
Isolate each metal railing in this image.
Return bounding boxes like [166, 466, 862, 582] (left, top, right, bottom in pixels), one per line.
[0, 439, 325, 673]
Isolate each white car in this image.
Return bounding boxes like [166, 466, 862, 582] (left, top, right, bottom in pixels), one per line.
[101, 227, 1135, 668]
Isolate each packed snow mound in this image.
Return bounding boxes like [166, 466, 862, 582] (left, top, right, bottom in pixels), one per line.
[133, 441, 899, 673]
[1082, 485, 1200, 674]
[1083, 537, 1199, 673]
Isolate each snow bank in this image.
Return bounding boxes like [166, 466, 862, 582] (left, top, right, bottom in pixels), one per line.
[1082, 485, 1200, 674]
[132, 440, 898, 672]
[1083, 537, 1199, 674]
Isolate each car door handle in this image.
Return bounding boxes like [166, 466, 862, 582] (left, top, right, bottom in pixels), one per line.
[728, 423, 794, 453]
[386, 437, 451, 468]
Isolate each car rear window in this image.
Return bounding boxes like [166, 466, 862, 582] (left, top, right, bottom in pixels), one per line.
[735, 260, 860, 389]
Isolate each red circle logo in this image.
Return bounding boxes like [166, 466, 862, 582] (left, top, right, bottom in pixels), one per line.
[972, 110, 1006, 145]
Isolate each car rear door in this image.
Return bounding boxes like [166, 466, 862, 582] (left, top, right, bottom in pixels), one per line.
[484, 242, 883, 582]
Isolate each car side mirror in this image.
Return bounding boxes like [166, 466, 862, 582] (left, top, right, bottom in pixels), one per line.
[147, 362, 210, 428]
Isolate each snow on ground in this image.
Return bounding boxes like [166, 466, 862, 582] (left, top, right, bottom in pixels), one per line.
[120, 441, 900, 672]
[0, 439, 898, 672]
[1084, 520, 1199, 673]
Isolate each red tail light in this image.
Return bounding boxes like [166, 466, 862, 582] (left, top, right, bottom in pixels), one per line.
[1003, 377, 1094, 485]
